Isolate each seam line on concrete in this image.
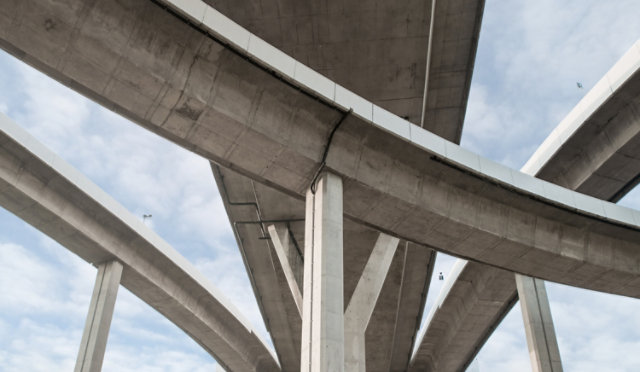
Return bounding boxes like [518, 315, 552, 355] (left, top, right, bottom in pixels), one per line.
[420, 0, 437, 128]
[310, 109, 352, 194]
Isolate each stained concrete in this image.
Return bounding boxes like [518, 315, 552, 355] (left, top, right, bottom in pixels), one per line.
[199, 0, 484, 141]
[0, 114, 279, 372]
[2, 0, 639, 297]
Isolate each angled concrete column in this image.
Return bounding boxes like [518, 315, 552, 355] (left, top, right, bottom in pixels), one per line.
[344, 233, 399, 372]
[75, 261, 123, 372]
[515, 274, 563, 372]
[301, 172, 344, 372]
[268, 224, 303, 315]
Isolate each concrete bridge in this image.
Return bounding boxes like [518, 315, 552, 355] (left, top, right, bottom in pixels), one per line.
[0, 0, 639, 371]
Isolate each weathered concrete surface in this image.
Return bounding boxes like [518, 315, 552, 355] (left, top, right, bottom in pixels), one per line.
[0, 115, 279, 372]
[422, 0, 485, 141]
[410, 41, 640, 372]
[516, 274, 563, 372]
[2, 0, 640, 298]
[301, 172, 344, 372]
[200, 0, 484, 140]
[75, 260, 123, 372]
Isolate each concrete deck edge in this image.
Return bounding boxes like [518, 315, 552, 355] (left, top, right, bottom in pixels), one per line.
[522, 40, 640, 175]
[0, 112, 278, 364]
[158, 0, 640, 231]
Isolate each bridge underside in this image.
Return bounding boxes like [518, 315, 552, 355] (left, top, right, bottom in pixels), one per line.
[1, 1, 640, 371]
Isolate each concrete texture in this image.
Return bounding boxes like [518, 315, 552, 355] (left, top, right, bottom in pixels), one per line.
[213, 164, 436, 371]
[410, 40, 640, 372]
[194, 0, 484, 141]
[0, 114, 279, 371]
[344, 233, 399, 372]
[2, 0, 639, 296]
[301, 172, 344, 372]
[515, 274, 563, 372]
[2, 1, 640, 371]
[75, 260, 123, 372]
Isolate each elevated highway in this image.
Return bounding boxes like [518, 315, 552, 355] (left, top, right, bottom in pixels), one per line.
[2, 1, 640, 371]
[0, 114, 279, 371]
[2, 0, 639, 304]
[410, 40, 640, 371]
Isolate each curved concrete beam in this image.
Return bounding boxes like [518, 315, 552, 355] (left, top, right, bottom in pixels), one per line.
[409, 261, 515, 371]
[0, 114, 279, 372]
[212, 165, 302, 371]
[191, 0, 484, 140]
[524, 40, 640, 202]
[410, 40, 640, 371]
[2, 0, 640, 298]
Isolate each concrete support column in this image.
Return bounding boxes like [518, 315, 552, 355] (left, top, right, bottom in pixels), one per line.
[301, 172, 344, 372]
[268, 224, 303, 315]
[515, 274, 563, 372]
[344, 233, 399, 372]
[75, 260, 123, 372]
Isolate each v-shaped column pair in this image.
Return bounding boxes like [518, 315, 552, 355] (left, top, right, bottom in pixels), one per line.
[269, 172, 398, 372]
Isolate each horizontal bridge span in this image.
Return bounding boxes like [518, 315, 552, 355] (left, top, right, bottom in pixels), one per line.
[410, 40, 640, 371]
[1, 0, 640, 300]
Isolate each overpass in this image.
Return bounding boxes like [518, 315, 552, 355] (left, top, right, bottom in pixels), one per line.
[0, 114, 279, 371]
[1, 0, 639, 371]
[409, 39, 640, 372]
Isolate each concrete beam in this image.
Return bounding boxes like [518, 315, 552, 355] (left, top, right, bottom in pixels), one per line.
[75, 260, 123, 372]
[409, 261, 517, 371]
[197, 0, 484, 136]
[385, 244, 435, 371]
[344, 233, 399, 372]
[3, 0, 640, 298]
[422, 0, 485, 142]
[0, 114, 279, 371]
[268, 224, 303, 316]
[524, 40, 640, 202]
[409, 40, 640, 372]
[212, 165, 300, 371]
[515, 274, 563, 372]
[301, 172, 344, 372]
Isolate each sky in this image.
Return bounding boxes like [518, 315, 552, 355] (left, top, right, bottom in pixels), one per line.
[1, 0, 640, 371]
